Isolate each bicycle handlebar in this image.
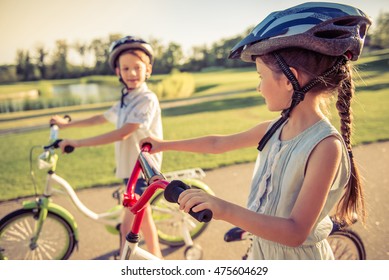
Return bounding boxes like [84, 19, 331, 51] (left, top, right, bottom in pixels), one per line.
[45, 115, 74, 153]
[125, 143, 213, 223]
[44, 139, 74, 153]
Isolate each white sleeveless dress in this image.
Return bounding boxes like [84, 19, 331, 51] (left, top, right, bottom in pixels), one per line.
[246, 118, 350, 259]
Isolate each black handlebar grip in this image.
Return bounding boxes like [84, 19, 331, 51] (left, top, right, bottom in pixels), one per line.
[64, 145, 74, 153]
[51, 139, 74, 153]
[164, 180, 213, 223]
[64, 115, 72, 122]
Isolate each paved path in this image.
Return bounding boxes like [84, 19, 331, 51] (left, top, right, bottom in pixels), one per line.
[0, 141, 388, 260]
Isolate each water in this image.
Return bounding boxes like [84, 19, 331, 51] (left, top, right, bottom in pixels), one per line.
[52, 83, 122, 104]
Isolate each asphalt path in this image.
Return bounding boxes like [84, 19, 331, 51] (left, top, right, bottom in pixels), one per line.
[0, 141, 388, 260]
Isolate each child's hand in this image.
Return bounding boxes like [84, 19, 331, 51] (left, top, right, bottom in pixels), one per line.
[140, 136, 164, 153]
[177, 188, 225, 220]
[50, 115, 69, 128]
[58, 139, 78, 154]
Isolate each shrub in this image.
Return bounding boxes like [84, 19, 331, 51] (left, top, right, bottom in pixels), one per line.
[151, 71, 195, 99]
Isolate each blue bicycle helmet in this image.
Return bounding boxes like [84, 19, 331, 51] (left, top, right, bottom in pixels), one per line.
[229, 2, 371, 62]
[229, 2, 371, 151]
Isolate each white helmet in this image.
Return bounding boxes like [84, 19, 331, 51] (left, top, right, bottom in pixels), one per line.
[108, 36, 154, 71]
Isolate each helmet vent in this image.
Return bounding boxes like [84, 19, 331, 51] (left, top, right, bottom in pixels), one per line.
[333, 18, 360, 27]
[359, 23, 367, 38]
[314, 30, 351, 39]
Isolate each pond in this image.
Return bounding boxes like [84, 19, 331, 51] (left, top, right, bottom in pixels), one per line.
[52, 83, 122, 104]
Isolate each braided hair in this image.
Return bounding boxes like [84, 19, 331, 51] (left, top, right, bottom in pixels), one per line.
[334, 64, 365, 226]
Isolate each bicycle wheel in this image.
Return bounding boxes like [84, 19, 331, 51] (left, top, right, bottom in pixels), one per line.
[0, 208, 76, 260]
[150, 180, 210, 247]
[327, 229, 366, 260]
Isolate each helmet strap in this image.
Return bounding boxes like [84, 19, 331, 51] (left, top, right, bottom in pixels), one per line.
[117, 71, 130, 108]
[257, 52, 348, 151]
[120, 84, 129, 108]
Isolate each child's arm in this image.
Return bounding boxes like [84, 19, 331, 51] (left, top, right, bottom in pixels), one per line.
[178, 136, 343, 247]
[50, 114, 107, 128]
[141, 121, 272, 154]
[58, 123, 140, 153]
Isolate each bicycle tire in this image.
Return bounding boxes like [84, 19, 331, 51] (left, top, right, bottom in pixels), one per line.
[150, 180, 210, 247]
[0, 208, 76, 260]
[327, 229, 366, 260]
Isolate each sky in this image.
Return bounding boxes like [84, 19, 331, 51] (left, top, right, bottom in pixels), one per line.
[0, 0, 387, 65]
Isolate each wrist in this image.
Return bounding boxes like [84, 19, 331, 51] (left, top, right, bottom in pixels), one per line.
[74, 139, 83, 148]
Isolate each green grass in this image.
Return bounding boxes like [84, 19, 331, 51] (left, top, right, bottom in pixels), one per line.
[0, 49, 388, 201]
[192, 67, 257, 96]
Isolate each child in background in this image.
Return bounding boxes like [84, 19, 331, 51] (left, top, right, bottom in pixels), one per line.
[141, 2, 371, 259]
[50, 36, 163, 258]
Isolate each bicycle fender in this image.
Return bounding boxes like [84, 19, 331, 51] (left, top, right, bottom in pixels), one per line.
[22, 200, 79, 241]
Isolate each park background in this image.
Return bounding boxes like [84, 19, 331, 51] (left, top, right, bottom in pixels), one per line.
[0, 0, 388, 263]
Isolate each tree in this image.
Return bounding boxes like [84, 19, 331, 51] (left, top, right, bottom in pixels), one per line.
[15, 49, 25, 78]
[23, 51, 35, 81]
[35, 45, 48, 79]
[73, 41, 89, 69]
[148, 37, 167, 74]
[161, 42, 183, 73]
[90, 38, 109, 74]
[370, 12, 389, 49]
[14, 50, 35, 81]
[51, 40, 69, 79]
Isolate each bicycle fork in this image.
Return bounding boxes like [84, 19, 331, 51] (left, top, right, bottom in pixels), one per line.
[28, 197, 50, 250]
[22, 197, 80, 246]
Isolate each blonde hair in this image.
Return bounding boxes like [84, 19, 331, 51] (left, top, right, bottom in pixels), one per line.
[118, 49, 151, 66]
[261, 48, 365, 226]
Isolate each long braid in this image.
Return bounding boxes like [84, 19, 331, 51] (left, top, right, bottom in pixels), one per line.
[334, 64, 366, 226]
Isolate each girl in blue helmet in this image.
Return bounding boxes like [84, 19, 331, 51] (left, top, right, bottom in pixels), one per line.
[142, 2, 371, 259]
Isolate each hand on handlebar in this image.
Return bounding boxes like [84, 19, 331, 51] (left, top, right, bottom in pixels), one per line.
[50, 115, 71, 128]
[164, 180, 213, 222]
[177, 188, 220, 220]
[140, 136, 164, 154]
[57, 139, 77, 154]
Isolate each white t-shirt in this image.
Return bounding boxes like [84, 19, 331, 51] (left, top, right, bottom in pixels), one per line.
[103, 83, 163, 179]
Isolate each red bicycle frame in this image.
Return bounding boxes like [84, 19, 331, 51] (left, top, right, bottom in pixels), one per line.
[121, 144, 169, 236]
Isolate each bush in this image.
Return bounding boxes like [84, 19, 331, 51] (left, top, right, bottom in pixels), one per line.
[151, 71, 195, 99]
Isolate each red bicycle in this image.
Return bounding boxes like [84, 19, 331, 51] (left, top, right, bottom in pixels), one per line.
[120, 143, 213, 260]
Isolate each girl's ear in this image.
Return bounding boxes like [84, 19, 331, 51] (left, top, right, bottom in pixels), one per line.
[115, 67, 120, 77]
[284, 67, 299, 91]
